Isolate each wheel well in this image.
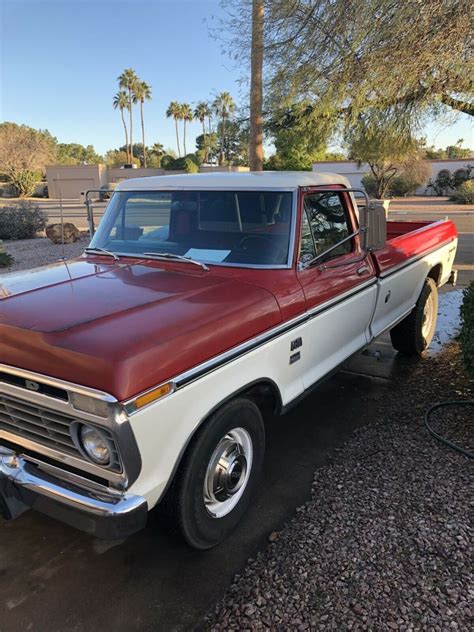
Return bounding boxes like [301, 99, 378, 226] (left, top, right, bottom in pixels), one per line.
[427, 264, 442, 286]
[240, 380, 282, 421]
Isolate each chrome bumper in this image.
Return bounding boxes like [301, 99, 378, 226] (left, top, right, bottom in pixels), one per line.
[0, 447, 148, 538]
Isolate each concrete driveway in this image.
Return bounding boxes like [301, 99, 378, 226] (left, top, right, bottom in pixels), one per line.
[0, 288, 465, 632]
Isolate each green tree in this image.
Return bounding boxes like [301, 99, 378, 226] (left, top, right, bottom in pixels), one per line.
[216, 120, 249, 165]
[213, 92, 236, 165]
[57, 143, 102, 165]
[179, 103, 193, 157]
[222, 0, 472, 145]
[196, 132, 219, 164]
[133, 80, 152, 167]
[0, 122, 56, 197]
[166, 101, 182, 157]
[194, 102, 212, 162]
[118, 68, 139, 163]
[446, 139, 472, 159]
[149, 142, 166, 168]
[347, 111, 425, 198]
[113, 91, 130, 162]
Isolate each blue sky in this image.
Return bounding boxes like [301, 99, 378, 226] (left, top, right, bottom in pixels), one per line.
[1, 0, 472, 156]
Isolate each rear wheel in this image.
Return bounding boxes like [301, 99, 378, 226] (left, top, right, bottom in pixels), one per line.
[390, 277, 438, 356]
[172, 398, 265, 549]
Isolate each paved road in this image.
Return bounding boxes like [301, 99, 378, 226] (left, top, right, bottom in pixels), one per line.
[0, 289, 463, 632]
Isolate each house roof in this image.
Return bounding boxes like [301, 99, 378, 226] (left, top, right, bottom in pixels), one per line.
[114, 171, 351, 192]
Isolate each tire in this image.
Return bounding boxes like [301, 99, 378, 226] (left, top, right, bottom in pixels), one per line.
[171, 397, 265, 550]
[390, 277, 438, 356]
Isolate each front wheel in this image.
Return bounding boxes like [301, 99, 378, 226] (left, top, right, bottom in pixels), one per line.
[390, 277, 438, 356]
[172, 398, 265, 549]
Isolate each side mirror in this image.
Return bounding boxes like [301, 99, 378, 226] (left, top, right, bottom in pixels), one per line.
[362, 201, 386, 251]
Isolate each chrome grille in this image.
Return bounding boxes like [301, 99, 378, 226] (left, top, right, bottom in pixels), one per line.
[0, 394, 121, 471]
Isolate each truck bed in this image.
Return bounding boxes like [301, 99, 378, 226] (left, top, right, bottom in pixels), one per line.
[374, 219, 457, 276]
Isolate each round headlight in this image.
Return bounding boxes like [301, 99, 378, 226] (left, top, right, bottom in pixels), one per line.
[79, 425, 111, 465]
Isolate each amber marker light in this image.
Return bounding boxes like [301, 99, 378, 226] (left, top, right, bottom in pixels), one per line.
[124, 382, 174, 414]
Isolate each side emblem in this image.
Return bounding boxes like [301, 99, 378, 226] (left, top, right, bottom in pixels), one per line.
[25, 380, 40, 392]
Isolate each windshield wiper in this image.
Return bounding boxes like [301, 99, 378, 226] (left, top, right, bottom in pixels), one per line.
[143, 252, 209, 271]
[84, 247, 120, 261]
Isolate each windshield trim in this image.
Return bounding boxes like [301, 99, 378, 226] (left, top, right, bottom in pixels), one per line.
[90, 188, 298, 270]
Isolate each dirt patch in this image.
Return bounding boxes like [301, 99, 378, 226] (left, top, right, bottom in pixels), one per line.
[205, 343, 473, 631]
[2, 235, 89, 273]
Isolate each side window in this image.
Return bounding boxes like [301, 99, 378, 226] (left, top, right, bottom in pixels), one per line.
[303, 193, 352, 260]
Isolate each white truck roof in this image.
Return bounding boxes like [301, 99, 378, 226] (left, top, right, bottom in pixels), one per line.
[114, 171, 350, 192]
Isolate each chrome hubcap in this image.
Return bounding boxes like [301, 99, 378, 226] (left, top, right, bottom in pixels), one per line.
[204, 428, 253, 518]
[422, 292, 436, 340]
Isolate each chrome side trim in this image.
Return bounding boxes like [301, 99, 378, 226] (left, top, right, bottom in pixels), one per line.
[0, 364, 117, 403]
[378, 235, 455, 279]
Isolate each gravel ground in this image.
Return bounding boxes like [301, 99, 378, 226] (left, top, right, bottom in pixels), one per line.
[205, 344, 473, 631]
[2, 235, 90, 273]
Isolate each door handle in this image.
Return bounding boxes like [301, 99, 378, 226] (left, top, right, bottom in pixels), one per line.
[357, 265, 370, 275]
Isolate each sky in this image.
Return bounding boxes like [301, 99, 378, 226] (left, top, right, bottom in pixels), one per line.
[1, 0, 473, 157]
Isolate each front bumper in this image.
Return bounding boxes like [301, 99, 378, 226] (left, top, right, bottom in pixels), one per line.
[0, 447, 148, 539]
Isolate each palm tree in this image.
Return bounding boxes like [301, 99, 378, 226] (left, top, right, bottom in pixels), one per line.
[118, 68, 139, 163]
[166, 101, 182, 157]
[194, 101, 211, 163]
[180, 103, 193, 157]
[249, 0, 264, 170]
[133, 80, 152, 167]
[113, 91, 130, 162]
[150, 142, 165, 167]
[213, 92, 236, 165]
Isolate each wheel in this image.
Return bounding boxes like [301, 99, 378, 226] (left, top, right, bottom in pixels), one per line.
[390, 277, 438, 356]
[172, 398, 265, 549]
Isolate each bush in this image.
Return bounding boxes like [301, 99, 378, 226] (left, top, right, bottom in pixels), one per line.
[0, 251, 14, 268]
[361, 174, 378, 197]
[389, 174, 419, 196]
[460, 282, 474, 380]
[184, 157, 199, 173]
[0, 201, 48, 240]
[450, 180, 474, 204]
[10, 170, 41, 197]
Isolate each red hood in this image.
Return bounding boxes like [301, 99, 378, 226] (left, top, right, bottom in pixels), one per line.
[0, 258, 282, 400]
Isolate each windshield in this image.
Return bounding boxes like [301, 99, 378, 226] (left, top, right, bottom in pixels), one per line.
[89, 190, 293, 267]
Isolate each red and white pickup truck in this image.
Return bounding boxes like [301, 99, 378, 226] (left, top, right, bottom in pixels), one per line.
[0, 172, 458, 548]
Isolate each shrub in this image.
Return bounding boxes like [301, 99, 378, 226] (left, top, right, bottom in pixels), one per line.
[0, 251, 14, 268]
[460, 282, 474, 380]
[10, 170, 41, 197]
[389, 174, 420, 196]
[0, 201, 48, 240]
[450, 180, 474, 205]
[184, 157, 199, 173]
[361, 174, 378, 197]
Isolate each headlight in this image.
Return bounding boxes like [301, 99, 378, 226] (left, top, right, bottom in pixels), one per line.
[79, 425, 111, 465]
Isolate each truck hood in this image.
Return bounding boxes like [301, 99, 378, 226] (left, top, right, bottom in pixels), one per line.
[0, 258, 282, 400]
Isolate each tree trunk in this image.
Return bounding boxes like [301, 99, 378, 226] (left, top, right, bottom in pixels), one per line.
[202, 120, 207, 162]
[183, 119, 187, 156]
[120, 108, 129, 163]
[249, 0, 264, 171]
[128, 90, 133, 163]
[220, 115, 226, 166]
[140, 99, 147, 168]
[208, 116, 212, 163]
[175, 118, 181, 157]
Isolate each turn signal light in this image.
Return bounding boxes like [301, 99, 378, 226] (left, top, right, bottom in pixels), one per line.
[124, 382, 174, 414]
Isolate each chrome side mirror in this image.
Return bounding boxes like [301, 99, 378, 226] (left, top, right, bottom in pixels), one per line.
[363, 201, 387, 251]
